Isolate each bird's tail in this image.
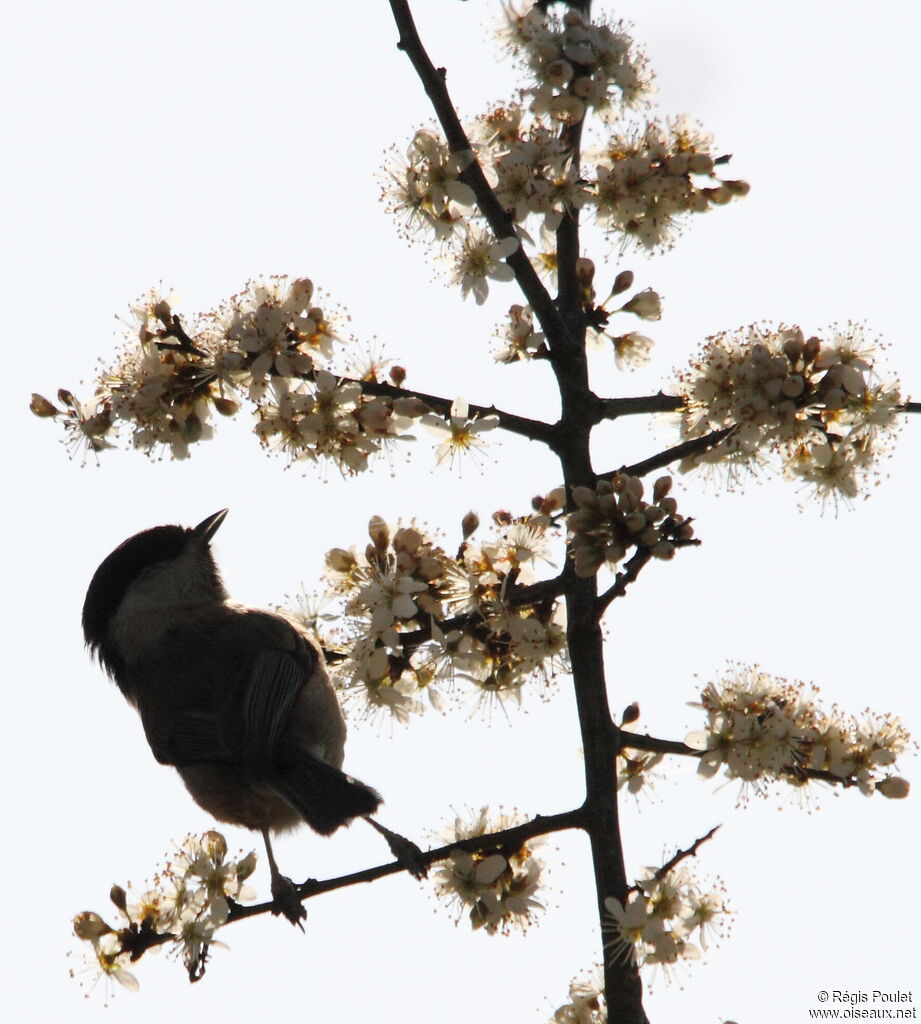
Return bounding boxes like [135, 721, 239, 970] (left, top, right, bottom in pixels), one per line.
[273, 751, 382, 836]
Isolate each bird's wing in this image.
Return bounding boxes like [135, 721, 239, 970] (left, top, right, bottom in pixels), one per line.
[144, 710, 225, 766]
[237, 647, 312, 765]
[138, 611, 318, 769]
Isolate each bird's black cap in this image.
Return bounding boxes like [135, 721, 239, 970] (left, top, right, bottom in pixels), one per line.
[82, 511, 228, 677]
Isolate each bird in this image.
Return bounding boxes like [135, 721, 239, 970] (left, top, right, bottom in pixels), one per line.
[82, 509, 386, 925]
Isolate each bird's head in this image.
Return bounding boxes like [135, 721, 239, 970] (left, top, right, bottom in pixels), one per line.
[82, 509, 229, 678]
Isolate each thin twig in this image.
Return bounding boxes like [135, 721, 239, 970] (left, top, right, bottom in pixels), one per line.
[646, 825, 721, 886]
[595, 550, 651, 616]
[602, 428, 734, 480]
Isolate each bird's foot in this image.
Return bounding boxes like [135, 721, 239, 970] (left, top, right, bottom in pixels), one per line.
[269, 872, 307, 929]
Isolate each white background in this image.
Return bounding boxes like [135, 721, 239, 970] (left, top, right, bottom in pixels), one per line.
[3, 1, 918, 1021]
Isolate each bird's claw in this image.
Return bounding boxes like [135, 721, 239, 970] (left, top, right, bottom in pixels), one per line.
[270, 873, 307, 929]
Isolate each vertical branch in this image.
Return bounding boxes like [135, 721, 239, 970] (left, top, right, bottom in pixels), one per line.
[565, 579, 648, 1023]
[555, 116, 587, 334]
[388, 2, 648, 1019]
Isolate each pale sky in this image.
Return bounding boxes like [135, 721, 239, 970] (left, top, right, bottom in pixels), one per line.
[4, 2, 919, 1022]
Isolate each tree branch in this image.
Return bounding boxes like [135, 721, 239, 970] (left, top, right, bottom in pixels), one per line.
[352, 374, 557, 445]
[598, 393, 685, 419]
[641, 825, 721, 889]
[595, 549, 652, 616]
[618, 729, 873, 789]
[387, 0, 576, 355]
[320, 569, 572, 668]
[600, 428, 734, 481]
[118, 808, 585, 961]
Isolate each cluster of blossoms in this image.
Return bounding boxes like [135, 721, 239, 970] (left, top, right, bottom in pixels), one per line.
[383, 111, 742, 301]
[433, 807, 544, 934]
[382, 126, 523, 305]
[674, 323, 903, 500]
[302, 505, 568, 721]
[590, 116, 749, 251]
[687, 665, 912, 799]
[494, 267, 661, 369]
[32, 278, 431, 468]
[70, 831, 256, 995]
[581, 264, 661, 369]
[500, 2, 654, 122]
[549, 967, 607, 1024]
[567, 474, 694, 578]
[381, 6, 745, 309]
[605, 864, 729, 974]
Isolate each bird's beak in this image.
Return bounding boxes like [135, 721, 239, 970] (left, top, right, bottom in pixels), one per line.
[194, 509, 228, 542]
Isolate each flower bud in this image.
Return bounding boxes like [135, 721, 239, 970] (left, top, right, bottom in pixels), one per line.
[704, 184, 733, 205]
[571, 75, 594, 98]
[109, 885, 128, 913]
[288, 277, 314, 306]
[575, 257, 595, 286]
[202, 830, 228, 860]
[549, 94, 585, 125]
[677, 522, 695, 541]
[652, 475, 672, 502]
[73, 911, 111, 943]
[877, 776, 910, 799]
[389, 365, 407, 387]
[621, 702, 641, 726]
[392, 397, 429, 418]
[213, 397, 240, 416]
[687, 153, 714, 175]
[651, 540, 676, 560]
[611, 270, 634, 296]
[461, 510, 480, 539]
[326, 547, 356, 573]
[368, 516, 390, 553]
[30, 393, 59, 417]
[546, 58, 573, 86]
[621, 288, 662, 321]
[236, 850, 258, 880]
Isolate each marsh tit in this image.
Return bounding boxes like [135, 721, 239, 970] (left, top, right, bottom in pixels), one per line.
[82, 509, 384, 923]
